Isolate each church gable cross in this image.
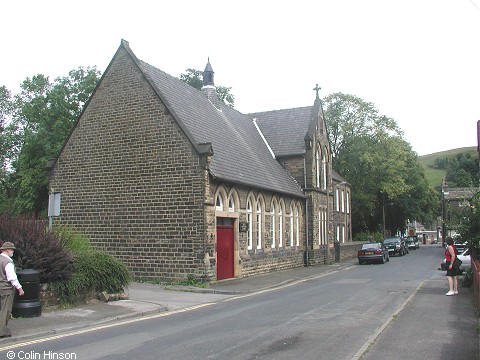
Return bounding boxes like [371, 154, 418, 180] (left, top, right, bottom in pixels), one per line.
[313, 84, 321, 98]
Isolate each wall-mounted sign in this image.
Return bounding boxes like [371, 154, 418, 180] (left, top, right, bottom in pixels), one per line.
[48, 192, 61, 217]
[239, 221, 249, 232]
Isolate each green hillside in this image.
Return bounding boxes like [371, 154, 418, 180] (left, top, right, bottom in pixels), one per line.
[419, 146, 477, 189]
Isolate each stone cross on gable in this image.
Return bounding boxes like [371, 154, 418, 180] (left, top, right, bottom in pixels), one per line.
[313, 84, 321, 98]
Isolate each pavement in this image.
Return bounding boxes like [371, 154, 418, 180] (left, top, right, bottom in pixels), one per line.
[2, 250, 479, 359]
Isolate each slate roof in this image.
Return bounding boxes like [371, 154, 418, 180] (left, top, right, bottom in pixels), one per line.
[250, 107, 313, 158]
[125, 44, 304, 198]
[444, 187, 478, 201]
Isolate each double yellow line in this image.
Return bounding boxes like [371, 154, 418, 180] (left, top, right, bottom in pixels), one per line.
[0, 303, 215, 351]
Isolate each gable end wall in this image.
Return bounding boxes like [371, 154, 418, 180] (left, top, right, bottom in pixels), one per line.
[49, 47, 206, 281]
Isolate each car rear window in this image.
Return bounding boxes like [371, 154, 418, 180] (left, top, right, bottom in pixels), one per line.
[383, 238, 398, 244]
[361, 243, 379, 250]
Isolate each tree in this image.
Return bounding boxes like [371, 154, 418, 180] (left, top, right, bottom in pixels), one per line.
[322, 93, 401, 160]
[445, 152, 479, 187]
[323, 92, 438, 236]
[457, 190, 480, 251]
[178, 69, 235, 107]
[179, 69, 203, 90]
[2, 67, 101, 216]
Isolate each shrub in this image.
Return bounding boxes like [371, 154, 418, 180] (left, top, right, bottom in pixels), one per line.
[0, 215, 74, 283]
[353, 232, 383, 243]
[51, 227, 131, 304]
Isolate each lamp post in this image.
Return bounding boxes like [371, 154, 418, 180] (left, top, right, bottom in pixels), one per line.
[382, 202, 394, 239]
[442, 189, 449, 247]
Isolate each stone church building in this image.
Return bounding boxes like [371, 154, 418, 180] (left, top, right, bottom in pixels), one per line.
[48, 40, 355, 282]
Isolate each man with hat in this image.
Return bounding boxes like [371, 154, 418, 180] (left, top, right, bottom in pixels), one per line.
[0, 242, 24, 338]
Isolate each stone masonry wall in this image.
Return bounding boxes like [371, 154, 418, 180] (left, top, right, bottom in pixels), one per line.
[49, 47, 206, 282]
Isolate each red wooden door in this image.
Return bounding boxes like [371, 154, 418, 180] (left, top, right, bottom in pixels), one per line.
[217, 222, 234, 280]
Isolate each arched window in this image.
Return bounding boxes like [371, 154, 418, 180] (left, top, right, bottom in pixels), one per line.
[315, 148, 320, 187]
[256, 201, 262, 249]
[278, 204, 283, 248]
[215, 193, 224, 211]
[271, 204, 276, 248]
[247, 199, 253, 250]
[322, 153, 327, 190]
[341, 189, 345, 213]
[318, 211, 322, 245]
[289, 205, 294, 247]
[295, 205, 300, 247]
[228, 195, 235, 212]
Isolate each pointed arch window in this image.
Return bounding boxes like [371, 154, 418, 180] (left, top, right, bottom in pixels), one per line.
[271, 204, 276, 248]
[289, 205, 294, 247]
[295, 205, 300, 246]
[315, 148, 320, 187]
[228, 195, 235, 212]
[215, 193, 224, 211]
[256, 202, 262, 250]
[247, 199, 253, 250]
[278, 204, 283, 248]
[322, 153, 327, 190]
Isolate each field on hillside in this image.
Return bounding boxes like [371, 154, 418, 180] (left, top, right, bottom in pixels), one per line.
[419, 146, 477, 189]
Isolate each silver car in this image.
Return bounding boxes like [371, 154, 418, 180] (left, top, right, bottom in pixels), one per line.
[441, 248, 471, 271]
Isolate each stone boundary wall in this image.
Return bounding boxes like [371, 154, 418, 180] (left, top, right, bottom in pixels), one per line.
[339, 242, 363, 262]
[241, 249, 305, 278]
[40, 283, 97, 308]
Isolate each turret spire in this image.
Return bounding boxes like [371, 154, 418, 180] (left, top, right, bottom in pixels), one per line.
[203, 58, 215, 87]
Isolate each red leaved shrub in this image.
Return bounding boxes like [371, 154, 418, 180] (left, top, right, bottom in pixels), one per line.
[0, 215, 74, 283]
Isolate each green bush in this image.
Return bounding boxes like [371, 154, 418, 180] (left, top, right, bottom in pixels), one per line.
[353, 232, 383, 243]
[51, 227, 131, 304]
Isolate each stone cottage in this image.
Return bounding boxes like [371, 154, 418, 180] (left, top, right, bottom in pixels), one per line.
[47, 40, 354, 282]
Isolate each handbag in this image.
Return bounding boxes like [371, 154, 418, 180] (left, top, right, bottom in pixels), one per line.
[452, 257, 462, 269]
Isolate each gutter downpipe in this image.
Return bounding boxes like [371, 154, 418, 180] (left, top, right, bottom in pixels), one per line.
[304, 156, 309, 266]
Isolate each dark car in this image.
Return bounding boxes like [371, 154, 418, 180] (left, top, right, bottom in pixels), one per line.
[358, 243, 389, 264]
[383, 237, 407, 256]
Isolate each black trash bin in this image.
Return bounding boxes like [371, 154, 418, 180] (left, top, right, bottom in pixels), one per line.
[12, 269, 42, 318]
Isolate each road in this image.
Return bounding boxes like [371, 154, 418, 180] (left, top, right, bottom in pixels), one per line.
[0, 246, 463, 360]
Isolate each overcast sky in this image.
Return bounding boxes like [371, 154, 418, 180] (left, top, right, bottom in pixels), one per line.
[2, 0, 479, 156]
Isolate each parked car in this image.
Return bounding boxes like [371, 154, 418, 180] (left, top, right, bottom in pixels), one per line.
[405, 236, 418, 250]
[441, 248, 471, 272]
[412, 235, 420, 248]
[358, 243, 390, 264]
[454, 239, 468, 254]
[383, 237, 406, 256]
